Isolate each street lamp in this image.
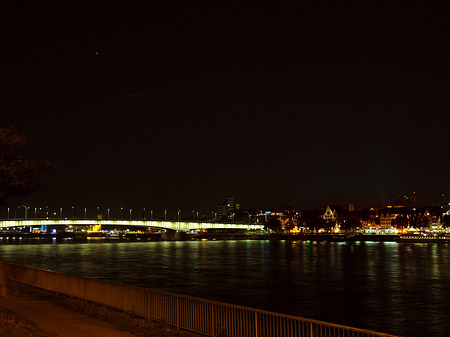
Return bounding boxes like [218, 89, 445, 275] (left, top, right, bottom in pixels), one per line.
[178, 210, 181, 221]
[35, 207, 37, 219]
[60, 207, 63, 218]
[72, 206, 75, 218]
[107, 208, 110, 219]
[129, 208, 132, 220]
[150, 209, 153, 220]
[164, 209, 167, 221]
[192, 210, 195, 222]
[7, 207, 10, 219]
[121, 207, 124, 220]
[84, 207, 87, 219]
[196, 211, 199, 221]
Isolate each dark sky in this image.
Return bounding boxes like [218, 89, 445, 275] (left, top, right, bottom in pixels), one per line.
[2, 2, 450, 214]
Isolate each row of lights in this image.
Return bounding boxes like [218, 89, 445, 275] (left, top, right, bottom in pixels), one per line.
[4, 206, 218, 222]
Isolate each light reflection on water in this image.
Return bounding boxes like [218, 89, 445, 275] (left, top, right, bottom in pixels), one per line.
[1, 239, 450, 336]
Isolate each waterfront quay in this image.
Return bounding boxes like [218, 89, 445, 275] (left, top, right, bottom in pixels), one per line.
[1, 229, 447, 244]
[1, 218, 450, 243]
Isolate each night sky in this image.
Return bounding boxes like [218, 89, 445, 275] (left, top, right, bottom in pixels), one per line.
[2, 3, 450, 214]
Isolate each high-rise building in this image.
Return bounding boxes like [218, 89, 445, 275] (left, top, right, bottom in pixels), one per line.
[218, 198, 236, 220]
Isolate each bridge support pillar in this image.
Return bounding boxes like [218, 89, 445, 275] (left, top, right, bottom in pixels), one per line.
[161, 230, 186, 241]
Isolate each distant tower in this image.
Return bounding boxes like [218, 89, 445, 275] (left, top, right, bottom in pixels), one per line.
[218, 198, 236, 220]
[349, 204, 355, 212]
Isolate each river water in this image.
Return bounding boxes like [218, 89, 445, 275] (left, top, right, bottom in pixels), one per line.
[0, 239, 449, 337]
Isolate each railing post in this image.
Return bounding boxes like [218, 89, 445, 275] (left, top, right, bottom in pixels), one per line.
[212, 303, 215, 336]
[123, 286, 126, 313]
[255, 311, 258, 337]
[310, 321, 314, 337]
[147, 291, 150, 321]
[177, 296, 180, 331]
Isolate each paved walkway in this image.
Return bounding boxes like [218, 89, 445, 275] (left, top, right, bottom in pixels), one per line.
[0, 294, 138, 337]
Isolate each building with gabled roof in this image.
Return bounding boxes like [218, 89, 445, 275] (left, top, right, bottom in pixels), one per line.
[380, 213, 394, 229]
[322, 205, 337, 223]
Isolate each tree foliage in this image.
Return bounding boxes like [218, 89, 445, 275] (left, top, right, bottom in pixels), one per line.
[443, 215, 450, 228]
[266, 217, 282, 231]
[299, 209, 326, 230]
[0, 127, 49, 206]
[339, 214, 361, 231]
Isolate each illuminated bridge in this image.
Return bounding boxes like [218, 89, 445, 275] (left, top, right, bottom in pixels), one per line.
[0, 219, 264, 231]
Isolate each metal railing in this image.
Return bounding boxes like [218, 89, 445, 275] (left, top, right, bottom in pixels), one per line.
[1, 262, 398, 337]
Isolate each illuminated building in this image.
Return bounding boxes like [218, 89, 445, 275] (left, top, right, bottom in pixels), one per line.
[322, 206, 337, 223]
[380, 213, 393, 229]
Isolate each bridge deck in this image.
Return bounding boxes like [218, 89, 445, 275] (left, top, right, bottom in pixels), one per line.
[0, 219, 264, 231]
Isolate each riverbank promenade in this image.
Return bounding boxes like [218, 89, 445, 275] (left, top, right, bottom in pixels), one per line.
[0, 293, 140, 337]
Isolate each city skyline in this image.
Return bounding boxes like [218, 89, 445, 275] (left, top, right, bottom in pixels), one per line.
[1, 195, 448, 221]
